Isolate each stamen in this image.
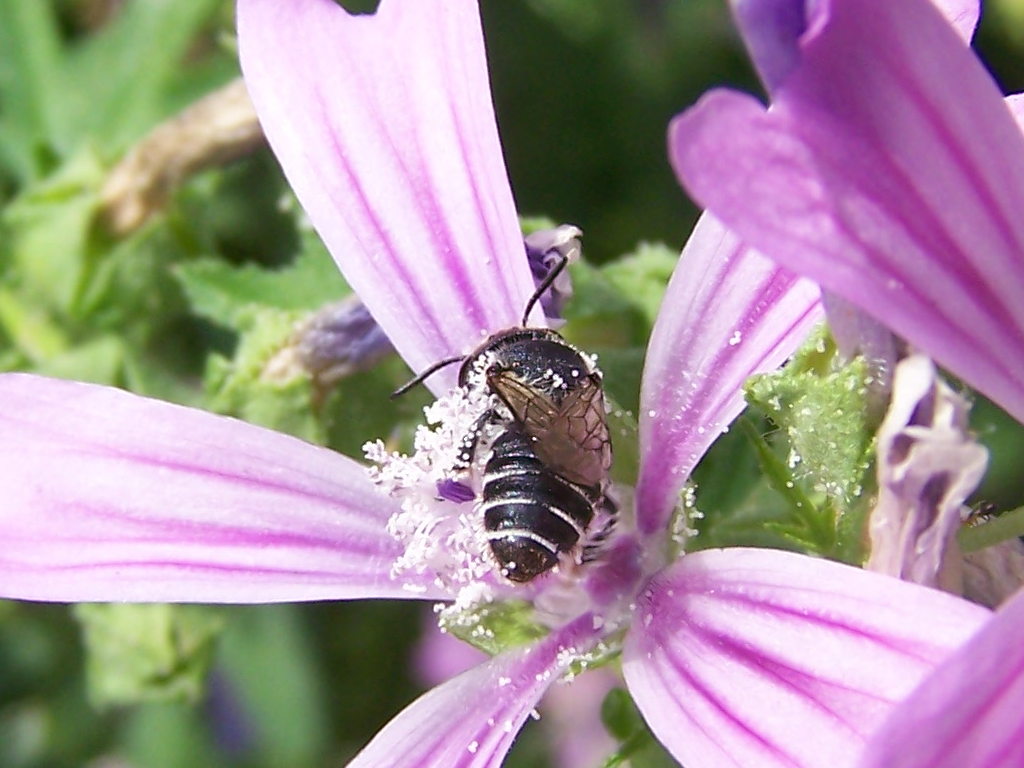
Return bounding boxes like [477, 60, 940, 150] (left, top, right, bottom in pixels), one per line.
[364, 383, 502, 600]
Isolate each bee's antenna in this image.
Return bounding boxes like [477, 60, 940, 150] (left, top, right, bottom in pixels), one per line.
[520, 252, 569, 327]
[391, 355, 466, 399]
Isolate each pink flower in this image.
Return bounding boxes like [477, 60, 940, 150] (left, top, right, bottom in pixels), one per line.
[668, 0, 1024, 424]
[0, 1, 994, 766]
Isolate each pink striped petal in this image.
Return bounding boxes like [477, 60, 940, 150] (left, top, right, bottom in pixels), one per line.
[859, 587, 1024, 768]
[348, 614, 601, 768]
[929, 0, 981, 42]
[670, 0, 1024, 424]
[238, 0, 534, 393]
[636, 214, 821, 536]
[0, 374, 447, 603]
[729, 0, 977, 96]
[1008, 92, 1024, 128]
[622, 548, 990, 768]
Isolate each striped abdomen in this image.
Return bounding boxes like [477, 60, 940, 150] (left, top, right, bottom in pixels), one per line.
[480, 426, 597, 582]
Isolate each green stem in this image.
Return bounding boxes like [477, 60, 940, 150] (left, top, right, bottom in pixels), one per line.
[958, 505, 1024, 553]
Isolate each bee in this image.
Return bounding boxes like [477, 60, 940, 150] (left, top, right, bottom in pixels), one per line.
[395, 246, 613, 582]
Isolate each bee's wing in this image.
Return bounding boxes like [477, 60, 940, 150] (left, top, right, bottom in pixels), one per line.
[489, 371, 611, 489]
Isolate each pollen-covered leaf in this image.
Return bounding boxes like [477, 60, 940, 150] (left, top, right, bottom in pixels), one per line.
[73, 603, 224, 708]
[439, 599, 548, 657]
[745, 329, 875, 560]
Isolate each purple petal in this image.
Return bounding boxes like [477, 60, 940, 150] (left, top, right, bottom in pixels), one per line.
[730, 0, 977, 93]
[636, 214, 821, 537]
[962, 539, 1024, 609]
[622, 547, 990, 768]
[1007, 92, 1024, 127]
[0, 374, 448, 603]
[293, 296, 395, 386]
[413, 611, 617, 768]
[348, 613, 601, 768]
[865, 356, 987, 588]
[819, 292, 900, 411]
[238, 0, 535, 393]
[927, 0, 980, 42]
[671, 0, 1024, 424]
[859, 587, 1024, 768]
[728, 0, 808, 91]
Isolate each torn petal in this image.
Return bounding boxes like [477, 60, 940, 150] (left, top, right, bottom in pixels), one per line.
[238, 0, 535, 393]
[0, 374, 448, 603]
[866, 355, 988, 589]
[622, 547, 989, 768]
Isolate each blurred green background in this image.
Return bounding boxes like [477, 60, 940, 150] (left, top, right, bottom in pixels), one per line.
[1, 1, 1023, 767]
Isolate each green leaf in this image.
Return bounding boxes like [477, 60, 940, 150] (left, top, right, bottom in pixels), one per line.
[176, 245, 348, 329]
[519, 215, 557, 235]
[73, 604, 224, 708]
[0, 287, 69, 362]
[746, 334, 873, 506]
[598, 241, 678, 327]
[122, 704, 222, 768]
[563, 259, 647, 349]
[598, 687, 678, 768]
[0, 1, 64, 181]
[739, 418, 837, 554]
[562, 243, 678, 411]
[440, 600, 547, 657]
[60, 0, 227, 152]
[32, 335, 125, 385]
[744, 329, 876, 562]
[3, 148, 106, 314]
[606, 399, 640, 487]
[601, 687, 642, 741]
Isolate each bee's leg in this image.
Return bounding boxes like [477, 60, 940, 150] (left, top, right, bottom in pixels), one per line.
[580, 492, 618, 563]
[451, 409, 503, 473]
[437, 410, 506, 504]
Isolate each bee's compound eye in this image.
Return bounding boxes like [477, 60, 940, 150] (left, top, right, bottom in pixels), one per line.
[489, 537, 557, 583]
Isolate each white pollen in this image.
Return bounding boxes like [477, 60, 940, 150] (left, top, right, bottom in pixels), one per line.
[364, 383, 499, 596]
